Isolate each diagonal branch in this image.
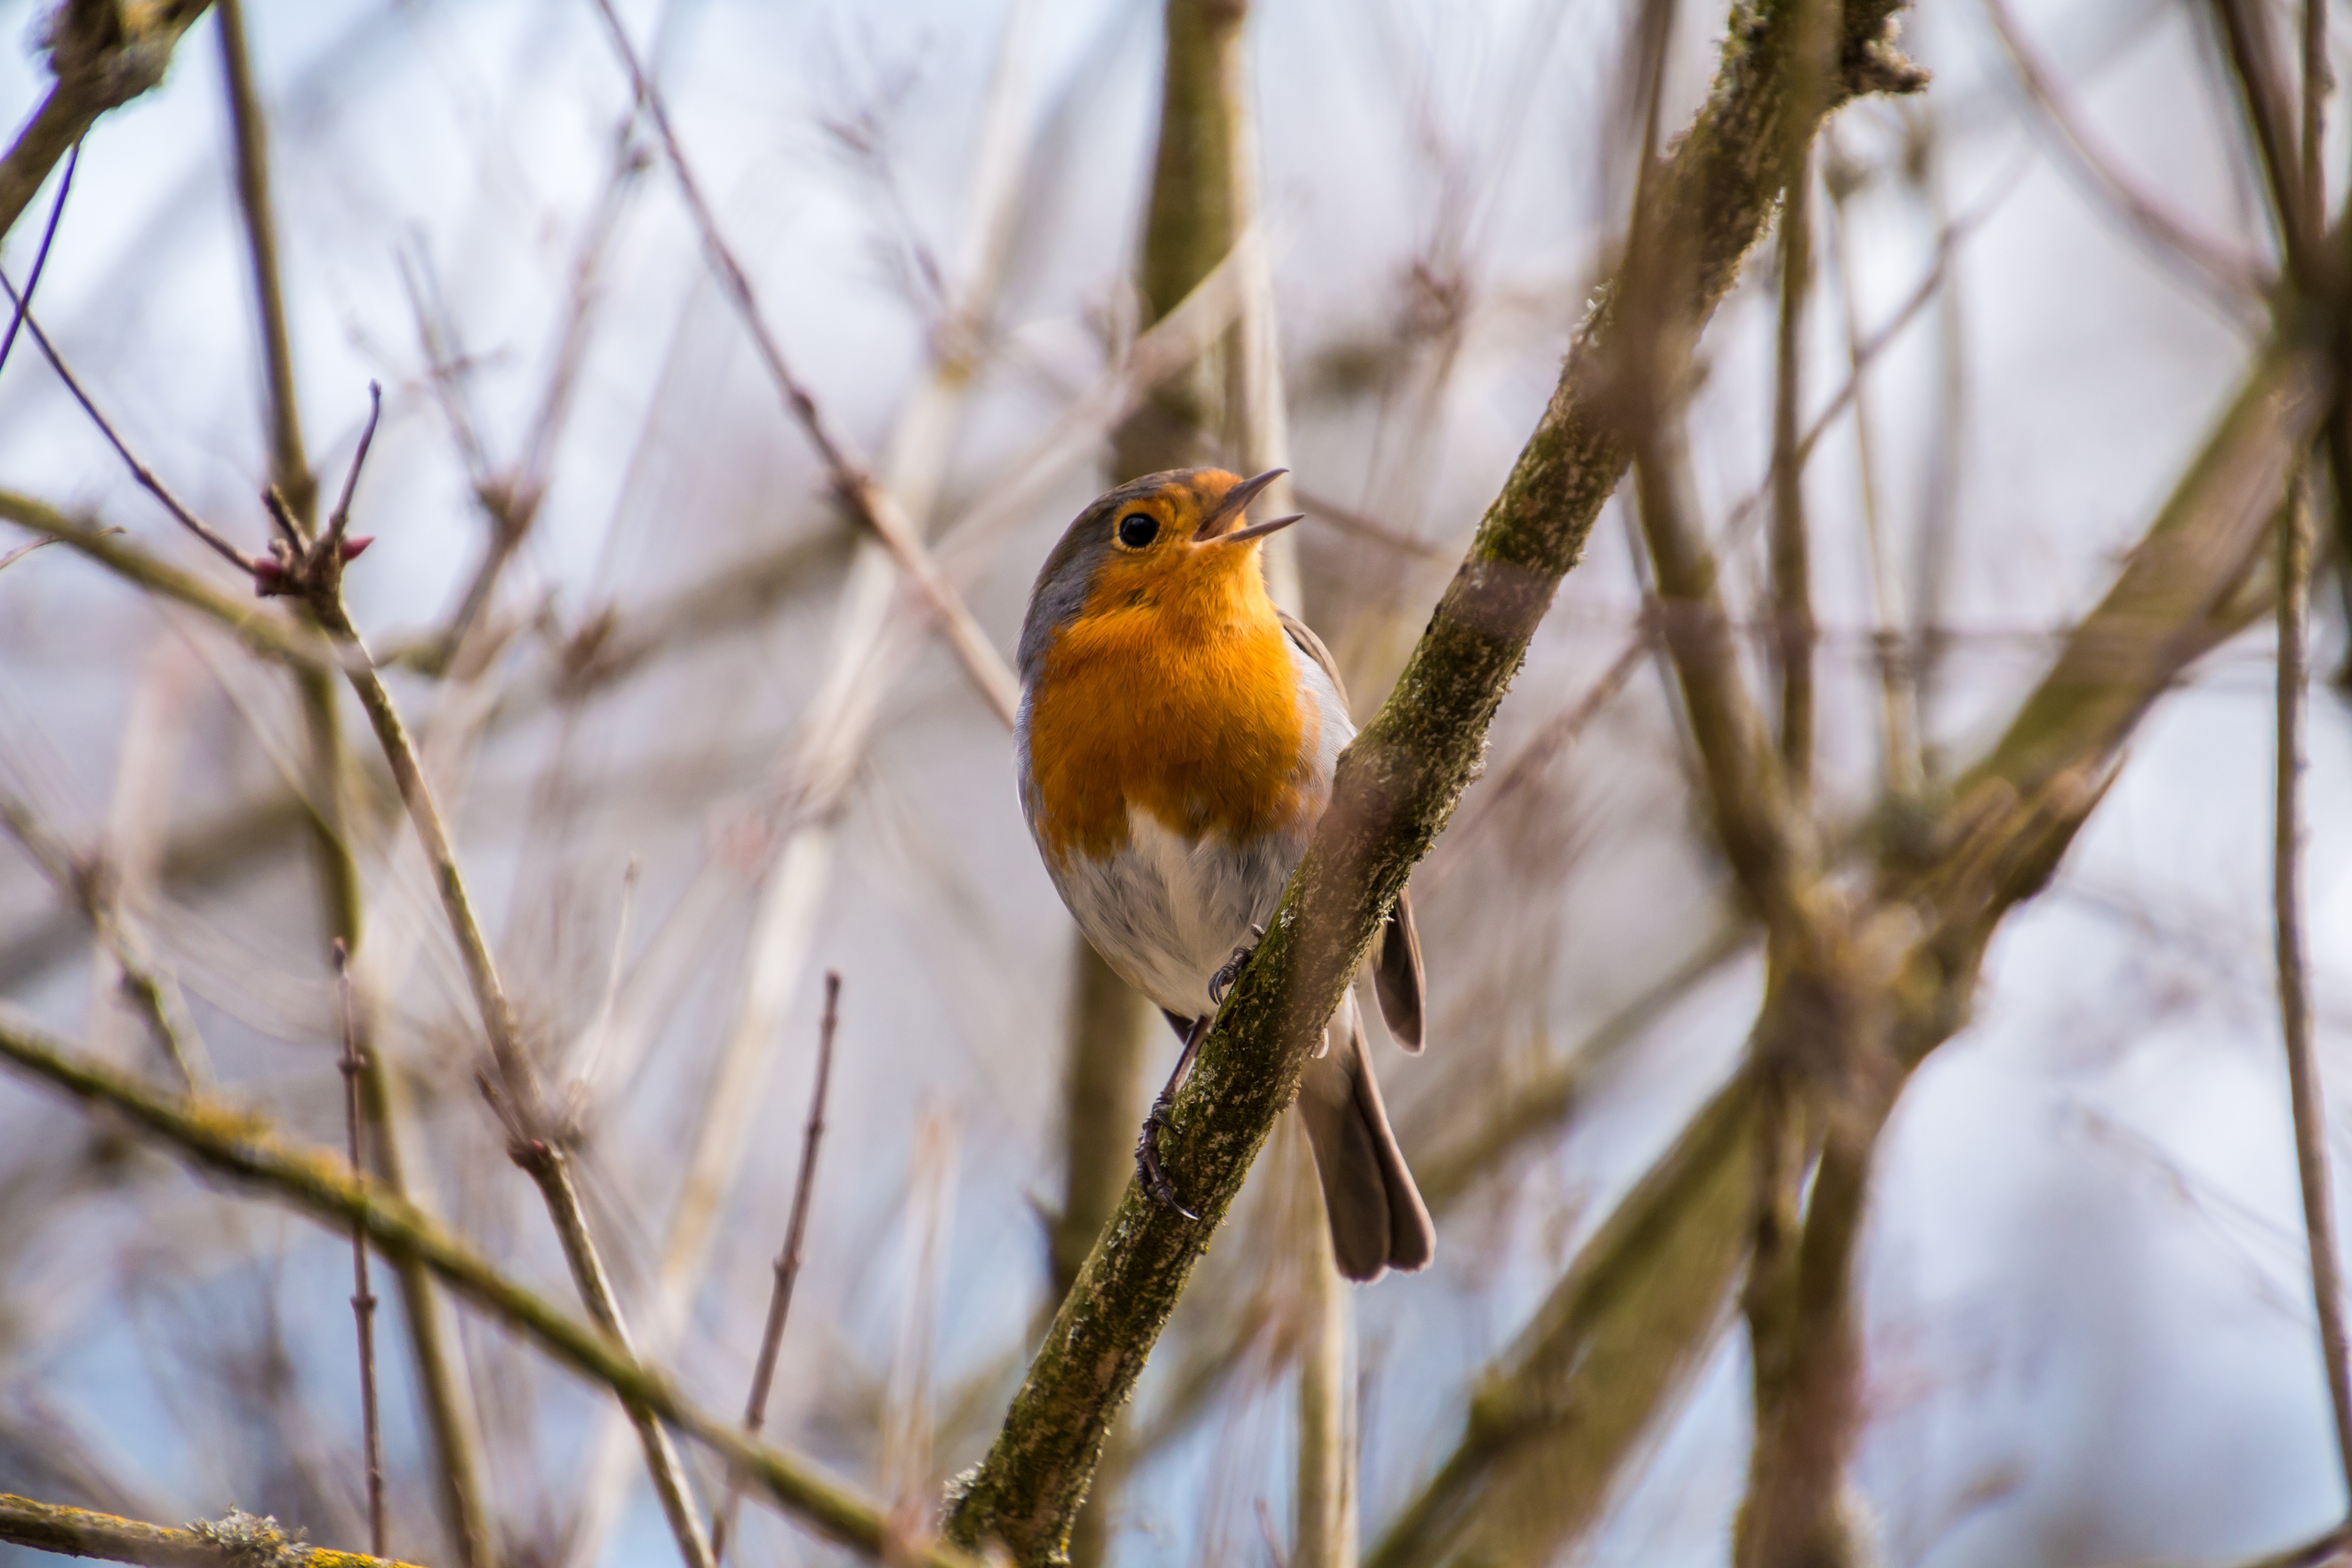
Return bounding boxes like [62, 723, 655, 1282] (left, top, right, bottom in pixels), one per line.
[0, 490, 327, 669]
[302, 557, 718, 1568]
[585, 0, 1020, 727]
[940, 0, 1923, 1555]
[0, 1006, 983, 1568]
[0, 1491, 420, 1568]
[1980, 0, 2271, 308]
[2273, 468, 2352, 1500]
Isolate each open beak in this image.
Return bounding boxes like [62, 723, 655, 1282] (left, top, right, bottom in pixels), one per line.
[1194, 468, 1303, 545]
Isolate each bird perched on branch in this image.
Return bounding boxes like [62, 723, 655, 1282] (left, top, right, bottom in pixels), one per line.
[1015, 466, 1433, 1281]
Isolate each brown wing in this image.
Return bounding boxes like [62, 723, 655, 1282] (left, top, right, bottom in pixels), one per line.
[1280, 610, 1427, 1055]
[1377, 887, 1426, 1052]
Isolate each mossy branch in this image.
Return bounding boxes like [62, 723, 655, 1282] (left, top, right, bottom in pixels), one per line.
[0, 1005, 985, 1568]
[0, 1493, 419, 1568]
[940, 0, 1920, 1558]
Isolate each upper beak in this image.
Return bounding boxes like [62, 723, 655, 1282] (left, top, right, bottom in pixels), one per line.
[1194, 468, 1302, 544]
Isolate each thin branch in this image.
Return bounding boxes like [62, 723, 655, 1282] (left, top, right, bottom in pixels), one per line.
[1935, 338, 2325, 866]
[529, 1144, 718, 1568]
[585, 0, 1020, 727]
[1769, 156, 1816, 796]
[0, 0, 213, 244]
[203, 393, 719, 1568]
[2274, 469, 2352, 1496]
[0, 274, 265, 577]
[216, 0, 312, 524]
[2207, 0, 2314, 279]
[0, 1006, 983, 1568]
[0, 795, 210, 1089]
[1436, 631, 1652, 852]
[1291, 1134, 1355, 1568]
[424, 121, 649, 671]
[2302, 0, 2328, 219]
[293, 476, 717, 1567]
[0, 533, 73, 572]
[334, 941, 387, 1561]
[1979, 0, 2271, 309]
[0, 136, 77, 385]
[1291, 487, 1452, 560]
[711, 971, 842, 1566]
[0, 1493, 420, 1568]
[319, 382, 379, 560]
[113, 34, 492, 1536]
[1632, 413, 1817, 931]
[1825, 148, 1922, 797]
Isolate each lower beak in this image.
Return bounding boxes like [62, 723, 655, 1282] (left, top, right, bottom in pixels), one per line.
[1216, 511, 1303, 545]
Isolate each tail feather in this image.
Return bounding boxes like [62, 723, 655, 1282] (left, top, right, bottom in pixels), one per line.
[1297, 994, 1434, 1281]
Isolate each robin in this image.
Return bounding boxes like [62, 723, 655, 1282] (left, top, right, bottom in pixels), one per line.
[1016, 466, 1433, 1281]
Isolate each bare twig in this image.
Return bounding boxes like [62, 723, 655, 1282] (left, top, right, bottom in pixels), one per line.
[0, 274, 264, 577]
[0, 137, 77, 386]
[215, 0, 311, 523]
[2302, 0, 2328, 220]
[1437, 633, 1652, 854]
[584, 0, 1020, 726]
[1769, 156, 1816, 796]
[711, 971, 842, 1566]
[0, 1492, 421, 1568]
[0, 796, 209, 1089]
[1825, 148, 1922, 796]
[2207, 0, 2313, 279]
[1290, 1134, 1354, 1568]
[1405, 919, 1753, 1213]
[418, 121, 649, 671]
[1367, 1076, 1761, 1568]
[319, 383, 379, 562]
[286, 418, 717, 1568]
[2274, 471, 2352, 1495]
[0, 534, 71, 573]
[1980, 0, 2271, 308]
[334, 941, 387, 1561]
[1632, 414, 1816, 932]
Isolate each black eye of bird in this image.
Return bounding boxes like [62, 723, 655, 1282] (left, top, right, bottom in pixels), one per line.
[1116, 512, 1160, 549]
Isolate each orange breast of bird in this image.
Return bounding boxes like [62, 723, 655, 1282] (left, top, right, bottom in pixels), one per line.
[1024, 550, 1321, 867]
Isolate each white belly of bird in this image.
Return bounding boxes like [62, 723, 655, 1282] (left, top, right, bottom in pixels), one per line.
[1051, 804, 1308, 1021]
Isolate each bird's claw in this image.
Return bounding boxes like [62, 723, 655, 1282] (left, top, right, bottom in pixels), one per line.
[1135, 1099, 1198, 1220]
[1207, 923, 1266, 1010]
